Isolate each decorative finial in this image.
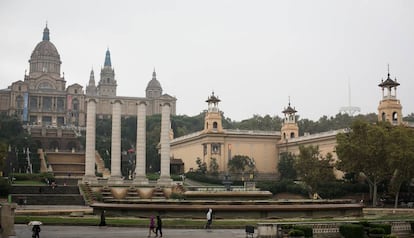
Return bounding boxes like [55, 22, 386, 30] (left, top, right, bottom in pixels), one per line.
[42, 23, 50, 41]
[152, 68, 156, 79]
[387, 64, 390, 78]
[288, 96, 291, 106]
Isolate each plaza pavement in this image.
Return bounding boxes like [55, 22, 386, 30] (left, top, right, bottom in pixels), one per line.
[15, 224, 247, 238]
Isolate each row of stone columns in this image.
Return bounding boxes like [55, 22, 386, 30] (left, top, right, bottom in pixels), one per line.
[82, 98, 172, 185]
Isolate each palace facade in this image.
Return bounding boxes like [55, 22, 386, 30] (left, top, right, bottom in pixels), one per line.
[170, 72, 404, 179]
[0, 25, 176, 127]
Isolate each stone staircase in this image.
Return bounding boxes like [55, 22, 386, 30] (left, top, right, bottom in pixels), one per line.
[10, 184, 85, 205]
[126, 186, 141, 200]
[101, 186, 114, 202]
[46, 151, 85, 177]
[95, 151, 110, 178]
[78, 182, 96, 205]
[152, 187, 166, 199]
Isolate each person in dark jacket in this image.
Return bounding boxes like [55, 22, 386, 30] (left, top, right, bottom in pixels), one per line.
[155, 215, 163, 237]
[99, 210, 106, 226]
[32, 225, 41, 238]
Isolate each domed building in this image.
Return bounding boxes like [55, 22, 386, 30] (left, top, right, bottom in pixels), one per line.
[0, 25, 176, 150]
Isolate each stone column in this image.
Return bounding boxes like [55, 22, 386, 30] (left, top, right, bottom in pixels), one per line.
[0, 202, 17, 237]
[83, 98, 98, 184]
[134, 101, 148, 184]
[158, 102, 173, 185]
[108, 99, 123, 184]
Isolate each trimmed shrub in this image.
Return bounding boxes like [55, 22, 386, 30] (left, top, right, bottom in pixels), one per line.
[370, 224, 391, 234]
[288, 229, 305, 237]
[383, 235, 398, 238]
[12, 172, 54, 183]
[369, 227, 385, 235]
[339, 224, 365, 238]
[293, 225, 313, 237]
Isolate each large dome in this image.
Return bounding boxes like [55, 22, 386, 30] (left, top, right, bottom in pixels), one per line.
[146, 70, 162, 90]
[29, 26, 61, 78]
[31, 40, 60, 58]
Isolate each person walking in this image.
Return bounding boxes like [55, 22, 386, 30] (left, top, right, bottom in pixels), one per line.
[148, 215, 156, 237]
[32, 224, 41, 238]
[205, 208, 213, 229]
[155, 215, 163, 237]
[99, 210, 106, 227]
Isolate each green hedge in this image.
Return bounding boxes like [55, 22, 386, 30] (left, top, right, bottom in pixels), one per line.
[12, 172, 54, 182]
[339, 224, 365, 238]
[383, 235, 398, 238]
[293, 225, 313, 237]
[256, 180, 308, 196]
[288, 229, 305, 237]
[370, 223, 391, 234]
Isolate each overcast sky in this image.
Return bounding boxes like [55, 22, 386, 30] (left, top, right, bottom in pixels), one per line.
[1, 0, 413, 121]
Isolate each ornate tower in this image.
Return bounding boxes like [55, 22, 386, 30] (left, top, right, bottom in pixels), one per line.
[28, 24, 62, 80]
[86, 69, 97, 96]
[378, 67, 402, 125]
[281, 99, 299, 140]
[203, 92, 223, 133]
[97, 49, 117, 97]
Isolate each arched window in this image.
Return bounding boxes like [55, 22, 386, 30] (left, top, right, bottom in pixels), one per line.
[290, 132, 295, 138]
[381, 112, 386, 122]
[213, 122, 218, 129]
[392, 112, 398, 123]
[283, 133, 286, 139]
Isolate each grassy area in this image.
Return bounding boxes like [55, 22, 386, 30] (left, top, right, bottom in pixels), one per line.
[15, 216, 259, 228]
[15, 212, 414, 228]
[12, 180, 45, 185]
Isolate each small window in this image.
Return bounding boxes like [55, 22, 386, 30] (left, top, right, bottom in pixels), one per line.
[213, 122, 218, 129]
[290, 132, 295, 138]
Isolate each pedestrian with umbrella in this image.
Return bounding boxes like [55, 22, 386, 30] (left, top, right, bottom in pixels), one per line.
[28, 221, 42, 238]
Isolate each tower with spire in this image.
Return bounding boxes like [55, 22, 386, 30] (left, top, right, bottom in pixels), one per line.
[86, 69, 97, 96]
[378, 66, 402, 125]
[203, 92, 223, 133]
[97, 49, 117, 97]
[280, 98, 299, 140]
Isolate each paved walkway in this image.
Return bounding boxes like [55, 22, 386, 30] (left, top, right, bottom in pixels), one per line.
[15, 224, 247, 238]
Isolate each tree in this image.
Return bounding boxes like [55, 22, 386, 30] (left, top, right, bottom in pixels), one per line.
[294, 145, 335, 195]
[278, 152, 297, 180]
[336, 120, 392, 207]
[386, 125, 414, 209]
[195, 157, 207, 174]
[228, 155, 256, 174]
[209, 157, 219, 176]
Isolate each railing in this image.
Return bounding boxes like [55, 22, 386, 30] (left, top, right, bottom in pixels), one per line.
[257, 220, 413, 238]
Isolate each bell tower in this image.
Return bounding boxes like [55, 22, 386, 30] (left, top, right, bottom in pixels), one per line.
[204, 92, 223, 133]
[280, 98, 299, 140]
[97, 49, 117, 97]
[378, 66, 402, 125]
